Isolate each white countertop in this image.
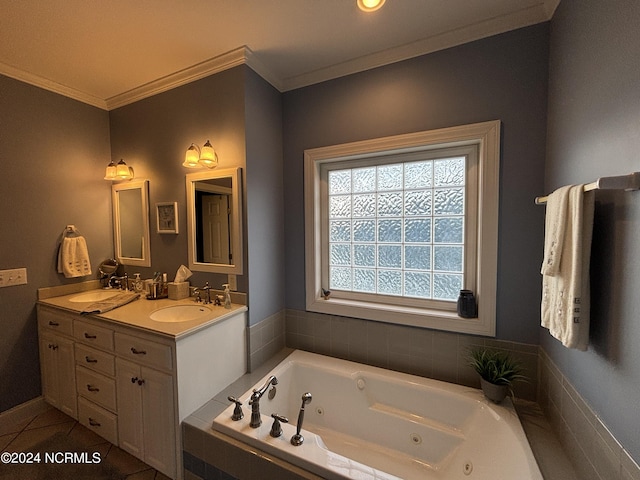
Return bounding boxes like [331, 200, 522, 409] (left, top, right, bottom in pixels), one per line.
[38, 289, 247, 340]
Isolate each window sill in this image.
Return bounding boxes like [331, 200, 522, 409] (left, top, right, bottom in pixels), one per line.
[306, 296, 495, 336]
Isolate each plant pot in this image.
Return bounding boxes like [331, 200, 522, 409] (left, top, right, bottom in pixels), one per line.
[480, 378, 508, 403]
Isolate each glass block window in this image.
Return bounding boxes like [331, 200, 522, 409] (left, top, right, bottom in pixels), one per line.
[304, 121, 500, 337]
[327, 157, 466, 301]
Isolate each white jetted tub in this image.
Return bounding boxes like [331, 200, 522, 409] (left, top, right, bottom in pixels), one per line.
[212, 350, 542, 480]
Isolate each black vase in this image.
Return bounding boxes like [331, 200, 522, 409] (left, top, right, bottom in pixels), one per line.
[457, 290, 477, 318]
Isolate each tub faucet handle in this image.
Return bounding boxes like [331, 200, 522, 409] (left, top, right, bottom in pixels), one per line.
[227, 396, 244, 421]
[270, 413, 288, 438]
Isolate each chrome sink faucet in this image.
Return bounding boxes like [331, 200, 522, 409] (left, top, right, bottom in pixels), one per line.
[194, 282, 212, 304]
[248, 375, 278, 428]
[109, 273, 129, 290]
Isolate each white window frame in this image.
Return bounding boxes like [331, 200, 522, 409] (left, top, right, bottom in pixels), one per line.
[304, 120, 500, 336]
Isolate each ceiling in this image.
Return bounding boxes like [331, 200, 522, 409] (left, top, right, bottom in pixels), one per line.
[0, 0, 558, 110]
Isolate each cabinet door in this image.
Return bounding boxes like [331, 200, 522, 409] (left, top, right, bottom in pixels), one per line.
[115, 358, 144, 458]
[141, 367, 175, 477]
[39, 332, 77, 419]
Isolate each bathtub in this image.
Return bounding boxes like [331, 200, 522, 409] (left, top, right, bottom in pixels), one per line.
[212, 350, 542, 480]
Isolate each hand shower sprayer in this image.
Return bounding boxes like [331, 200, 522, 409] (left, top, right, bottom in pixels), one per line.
[291, 392, 312, 446]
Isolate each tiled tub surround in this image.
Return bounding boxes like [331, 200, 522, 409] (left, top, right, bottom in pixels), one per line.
[284, 309, 539, 401]
[538, 349, 640, 480]
[247, 310, 286, 371]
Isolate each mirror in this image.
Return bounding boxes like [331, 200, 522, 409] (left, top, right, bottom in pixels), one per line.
[112, 179, 151, 267]
[186, 167, 243, 274]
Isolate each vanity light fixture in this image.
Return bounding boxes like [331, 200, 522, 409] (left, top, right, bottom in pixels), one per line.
[104, 159, 134, 181]
[183, 140, 218, 169]
[357, 0, 385, 12]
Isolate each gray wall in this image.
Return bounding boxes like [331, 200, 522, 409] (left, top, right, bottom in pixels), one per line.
[282, 24, 550, 344]
[543, 0, 640, 462]
[109, 65, 285, 328]
[108, 67, 248, 291]
[244, 68, 285, 325]
[0, 74, 112, 412]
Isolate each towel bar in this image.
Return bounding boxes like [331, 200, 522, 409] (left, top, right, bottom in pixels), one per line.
[535, 172, 640, 205]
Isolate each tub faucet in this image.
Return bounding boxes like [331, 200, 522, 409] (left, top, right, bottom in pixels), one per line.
[291, 392, 312, 446]
[248, 375, 278, 428]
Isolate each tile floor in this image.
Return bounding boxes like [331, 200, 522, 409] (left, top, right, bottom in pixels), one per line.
[0, 406, 169, 480]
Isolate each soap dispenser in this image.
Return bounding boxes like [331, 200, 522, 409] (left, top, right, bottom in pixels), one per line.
[133, 273, 143, 293]
[222, 283, 232, 309]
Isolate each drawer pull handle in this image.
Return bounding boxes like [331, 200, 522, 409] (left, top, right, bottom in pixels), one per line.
[85, 356, 98, 363]
[131, 347, 146, 355]
[84, 333, 97, 339]
[86, 384, 100, 392]
[48, 344, 58, 350]
[88, 418, 101, 427]
[131, 377, 145, 386]
[48, 321, 60, 327]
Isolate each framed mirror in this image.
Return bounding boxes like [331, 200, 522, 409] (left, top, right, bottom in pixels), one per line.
[186, 167, 243, 274]
[112, 179, 151, 267]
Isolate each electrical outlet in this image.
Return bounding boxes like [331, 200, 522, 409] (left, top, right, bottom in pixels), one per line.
[0, 268, 28, 287]
[227, 274, 237, 291]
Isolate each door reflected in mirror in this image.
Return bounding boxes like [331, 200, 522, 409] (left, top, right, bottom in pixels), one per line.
[112, 179, 151, 267]
[186, 168, 243, 274]
[195, 178, 232, 264]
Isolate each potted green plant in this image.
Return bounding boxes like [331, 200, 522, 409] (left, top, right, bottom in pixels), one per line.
[468, 348, 527, 403]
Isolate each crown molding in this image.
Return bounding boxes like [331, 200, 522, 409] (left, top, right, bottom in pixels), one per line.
[0, 61, 107, 109]
[281, 1, 556, 91]
[106, 46, 253, 110]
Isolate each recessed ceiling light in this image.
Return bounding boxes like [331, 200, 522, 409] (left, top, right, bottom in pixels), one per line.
[357, 0, 386, 12]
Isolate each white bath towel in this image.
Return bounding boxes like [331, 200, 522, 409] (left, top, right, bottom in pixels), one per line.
[57, 236, 92, 278]
[541, 185, 594, 350]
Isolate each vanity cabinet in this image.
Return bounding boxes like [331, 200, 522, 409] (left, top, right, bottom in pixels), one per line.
[72, 318, 119, 444]
[116, 358, 175, 475]
[38, 332, 77, 419]
[37, 301, 247, 480]
[38, 309, 77, 419]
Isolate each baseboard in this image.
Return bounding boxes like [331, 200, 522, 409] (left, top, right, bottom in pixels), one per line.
[0, 397, 49, 430]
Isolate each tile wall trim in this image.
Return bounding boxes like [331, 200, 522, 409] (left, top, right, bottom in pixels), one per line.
[538, 348, 640, 480]
[247, 310, 285, 371]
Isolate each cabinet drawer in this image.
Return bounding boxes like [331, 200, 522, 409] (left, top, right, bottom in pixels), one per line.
[77, 397, 118, 446]
[74, 320, 114, 351]
[75, 344, 115, 376]
[76, 366, 116, 412]
[38, 309, 74, 337]
[115, 333, 173, 371]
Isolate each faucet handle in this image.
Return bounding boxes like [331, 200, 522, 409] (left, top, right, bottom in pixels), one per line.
[270, 413, 288, 437]
[227, 396, 244, 421]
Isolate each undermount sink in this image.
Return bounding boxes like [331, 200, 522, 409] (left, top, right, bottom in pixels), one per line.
[149, 304, 212, 323]
[69, 290, 119, 303]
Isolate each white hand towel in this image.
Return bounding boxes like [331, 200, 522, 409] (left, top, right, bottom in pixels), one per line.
[541, 185, 594, 350]
[57, 236, 92, 278]
[541, 185, 571, 276]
